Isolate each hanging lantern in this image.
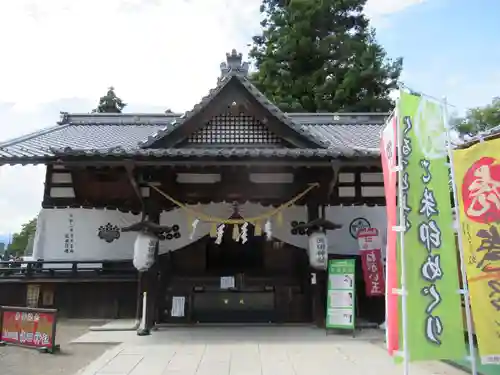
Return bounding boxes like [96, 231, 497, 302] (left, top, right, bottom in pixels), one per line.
[308, 231, 328, 270]
[133, 232, 157, 272]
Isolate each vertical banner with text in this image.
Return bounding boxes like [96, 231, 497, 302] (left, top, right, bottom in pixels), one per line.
[399, 91, 466, 361]
[357, 228, 385, 297]
[453, 137, 500, 364]
[381, 114, 399, 354]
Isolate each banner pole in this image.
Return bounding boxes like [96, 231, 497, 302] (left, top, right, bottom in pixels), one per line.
[395, 91, 410, 375]
[442, 97, 478, 375]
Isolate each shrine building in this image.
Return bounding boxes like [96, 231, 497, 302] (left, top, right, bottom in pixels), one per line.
[0, 50, 388, 330]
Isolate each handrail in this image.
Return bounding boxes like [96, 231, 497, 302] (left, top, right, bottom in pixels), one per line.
[0, 259, 132, 265]
[0, 259, 138, 279]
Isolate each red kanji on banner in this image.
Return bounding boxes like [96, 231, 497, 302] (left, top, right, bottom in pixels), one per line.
[462, 157, 500, 223]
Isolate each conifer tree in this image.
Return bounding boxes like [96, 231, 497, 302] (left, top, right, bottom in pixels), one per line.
[250, 0, 403, 113]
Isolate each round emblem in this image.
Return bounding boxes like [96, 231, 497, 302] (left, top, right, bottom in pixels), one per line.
[349, 217, 371, 238]
[462, 156, 500, 223]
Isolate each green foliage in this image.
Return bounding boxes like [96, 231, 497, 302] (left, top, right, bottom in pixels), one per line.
[452, 97, 500, 135]
[7, 218, 37, 255]
[249, 0, 403, 113]
[92, 86, 127, 113]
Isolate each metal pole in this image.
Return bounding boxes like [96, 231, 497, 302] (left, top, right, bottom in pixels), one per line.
[442, 97, 478, 375]
[395, 91, 410, 374]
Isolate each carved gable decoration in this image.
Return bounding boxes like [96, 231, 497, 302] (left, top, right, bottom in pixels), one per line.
[184, 113, 285, 146]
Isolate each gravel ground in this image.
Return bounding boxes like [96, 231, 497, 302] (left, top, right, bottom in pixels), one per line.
[0, 320, 115, 375]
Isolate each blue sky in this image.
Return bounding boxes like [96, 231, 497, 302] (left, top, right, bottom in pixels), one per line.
[377, 0, 500, 112]
[0, 0, 497, 234]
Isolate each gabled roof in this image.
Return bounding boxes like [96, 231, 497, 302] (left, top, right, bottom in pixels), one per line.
[138, 72, 328, 149]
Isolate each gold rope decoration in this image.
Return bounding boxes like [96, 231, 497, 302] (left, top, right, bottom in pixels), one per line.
[148, 182, 319, 225]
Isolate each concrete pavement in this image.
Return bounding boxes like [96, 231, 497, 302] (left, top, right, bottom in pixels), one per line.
[73, 325, 466, 375]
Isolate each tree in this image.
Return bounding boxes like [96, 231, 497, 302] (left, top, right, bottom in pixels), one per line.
[249, 0, 403, 113]
[452, 97, 500, 136]
[7, 218, 37, 256]
[92, 86, 127, 113]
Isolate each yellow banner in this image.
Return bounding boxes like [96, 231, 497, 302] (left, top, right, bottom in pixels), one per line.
[453, 137, 500, 364]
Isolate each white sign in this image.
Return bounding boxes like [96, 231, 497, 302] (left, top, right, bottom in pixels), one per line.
[308, 231, 328, 269]
[33, 208, 141, 263]
[328, 291, 354, 308]
[329, 274, 354, 290]
[327, 309, 354, 327]
[220, 276, 235, 289]
[171, 296, 186, 317]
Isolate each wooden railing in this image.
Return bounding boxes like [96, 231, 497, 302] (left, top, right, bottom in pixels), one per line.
[0, 260, 138, 280]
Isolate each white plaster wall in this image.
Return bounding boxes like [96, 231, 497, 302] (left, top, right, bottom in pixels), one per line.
[325, 205, 387, 256]
[32, 205, 387, 262]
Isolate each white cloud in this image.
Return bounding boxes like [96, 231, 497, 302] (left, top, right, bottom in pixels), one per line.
[364, 0, 427, 18]
[364, 0, 427, 28]
[0, 0, 429, 235]
[0, 0, 262, 109]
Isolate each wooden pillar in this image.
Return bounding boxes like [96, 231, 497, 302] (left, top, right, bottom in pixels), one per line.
[307, 200, 326, 328]
[146, 209, 161, 333]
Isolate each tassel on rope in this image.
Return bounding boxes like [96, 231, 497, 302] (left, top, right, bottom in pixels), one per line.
[276, 211, 283, 227]
[254, 222, 262, 236]
[232, 224, 239, 241]
[210, 223, 218, 238]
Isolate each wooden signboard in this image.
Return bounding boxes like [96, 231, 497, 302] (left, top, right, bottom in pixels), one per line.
[0, 306, 59, 353]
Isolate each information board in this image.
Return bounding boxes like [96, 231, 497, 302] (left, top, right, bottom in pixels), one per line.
[326, 259, 356, 330]
[0, 306, 59, 353]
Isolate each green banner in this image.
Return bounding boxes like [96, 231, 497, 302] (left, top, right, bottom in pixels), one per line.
[399, 90, 466, 361]
[326, 259, 356, 330]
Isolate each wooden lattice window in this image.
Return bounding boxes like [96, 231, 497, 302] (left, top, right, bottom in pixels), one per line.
[187, 114, 282, 145]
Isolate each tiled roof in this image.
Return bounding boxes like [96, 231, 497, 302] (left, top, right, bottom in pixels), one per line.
[0, 48, 389, 164]
[0, 112, 385, 163]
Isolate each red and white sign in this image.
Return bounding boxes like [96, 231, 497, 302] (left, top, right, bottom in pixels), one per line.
[0, 309, 56, 349]
[357, 228, 385, 297]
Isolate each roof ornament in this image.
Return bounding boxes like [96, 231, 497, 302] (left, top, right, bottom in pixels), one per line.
[219, 49, 249, 83]
[58, 111, 70, 125]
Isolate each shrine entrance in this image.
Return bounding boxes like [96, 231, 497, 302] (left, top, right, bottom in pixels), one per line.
[193, 223, 273, 323]
[157, 207, 312, 324]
